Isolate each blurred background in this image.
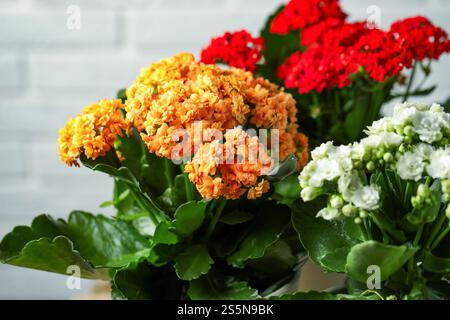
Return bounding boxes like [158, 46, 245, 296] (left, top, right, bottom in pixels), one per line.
[0, 0, 449, 299]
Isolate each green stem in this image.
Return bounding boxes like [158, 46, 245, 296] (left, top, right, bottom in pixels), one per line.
[430, 225, 450, 251]
[129, 187, 161, 225]
[333, 90, 342, 120]
[425, 211, 447, 250]
[363, 219, 373, 240]
[184, 173, 194, 201]
[403, 182, 411, 209]
[413, 224, 424, 247]
[205, 198, 226, 240]
[403, 61, 417, 102]
[371, 211, 406, 243]
[359, 222, 369, 241]
[164, 159, 174, 188]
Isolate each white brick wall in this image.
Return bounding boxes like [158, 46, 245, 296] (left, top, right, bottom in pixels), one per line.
[0, 0, 449, 299]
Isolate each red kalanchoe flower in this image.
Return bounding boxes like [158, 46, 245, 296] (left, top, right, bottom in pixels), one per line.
[277, 46, 357, 93]
[351, 29, 411, 82]
[390, 16, 450, 62]
[301, 19, 367, 48]
[200, 30, 264, 72]
[270, 0, 347, 34]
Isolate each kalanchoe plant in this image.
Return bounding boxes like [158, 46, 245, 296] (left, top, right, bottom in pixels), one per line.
[296, 101, 450, 299]
[0, 53, 310, 300]
[201, 0, 450, 145]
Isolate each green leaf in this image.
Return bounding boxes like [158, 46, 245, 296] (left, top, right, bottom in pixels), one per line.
[0, 212, 149, 278]
[174, 244, 213, 280]
[117, 88, 127, 102]
[153, 221, 179, 245]
[1, 236, 107, 280]
[148, 221, 181, 266]
[219, 210, 254, 225]
[99, 200, 114, 208]
[423, 252, 450, 274]
[346, 240, 418, 282]
[227, 201, 290, 268]
[292, 198, 363, 272]
[173, 201, 208, 237]
[259, 5, 303, 79]
[246, 240, 297, 276]
[271, 173, 301, 206]
[210, 223, 252, 258]
[63, 211, 148, 267]
[266, 154, 298, 182]
[141, 152, 175, 196]
[113, 263, 185, 300]
[270, 291, 379, 300]
[188, 269, 259, 300]
[343, 95, 370, 142]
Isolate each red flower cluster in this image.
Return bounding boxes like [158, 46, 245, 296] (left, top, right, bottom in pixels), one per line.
[273, 1, 450, 93]
[390, 16, 450, 62]
[351, 29, 410, 82]
[200, 30, 264, 72]
[300, 19, 366, 48]
[270, 0, 346, 34]
[277, 47, 357, 93]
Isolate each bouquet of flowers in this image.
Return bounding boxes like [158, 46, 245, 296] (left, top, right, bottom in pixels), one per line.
[1, 0, 450, 301]
[201, 0, 450, 144]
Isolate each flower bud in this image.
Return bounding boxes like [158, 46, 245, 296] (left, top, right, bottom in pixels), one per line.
[301, 186, 319, 201]
[366, 161, 376, 172]
[359, 210, 368, 218]
[354, 217, 362, 224]
[411, 196, 421, 208]
[330, 195, 344, 209]
[417, 184, 429, 197]
[442, 180, 450, 193]
[342, 204, 357, 217]
[446, 205, 450, 220]
[404, 125, 414, 137]
[383, 152, 394, 163]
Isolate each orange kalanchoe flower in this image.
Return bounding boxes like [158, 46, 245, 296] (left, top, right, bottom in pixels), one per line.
[125, 53, 306, 166]
[184, 128, 273, 199]
[58, 99, 131, 166]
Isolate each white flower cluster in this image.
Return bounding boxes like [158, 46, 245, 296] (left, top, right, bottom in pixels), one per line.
[299, 102, 450, 221]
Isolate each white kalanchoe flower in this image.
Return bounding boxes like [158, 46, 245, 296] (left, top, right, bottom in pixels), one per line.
[412, 110, 444, 143]
[415, 143, 435, 159]
[316, 207, 340, 220]
[379, 132, 404, 148]
[311, 158, 342, 186]
[350, 185, 381, 211]
[338, 173, 363, 202]
[392, 103, 418, 126]
[311, 141, 335, 160]
[426, 148, 450, 180]
[365, 117, 394, 135]
[397, 151, 425, 181]
[332, 145, 354, 172]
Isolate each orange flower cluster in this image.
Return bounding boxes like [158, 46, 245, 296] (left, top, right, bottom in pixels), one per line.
[58, 53, 308, 200]
[58, 99, 130, 166]
[184, 128, 272, 199]
[125, 52, 307, 166]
